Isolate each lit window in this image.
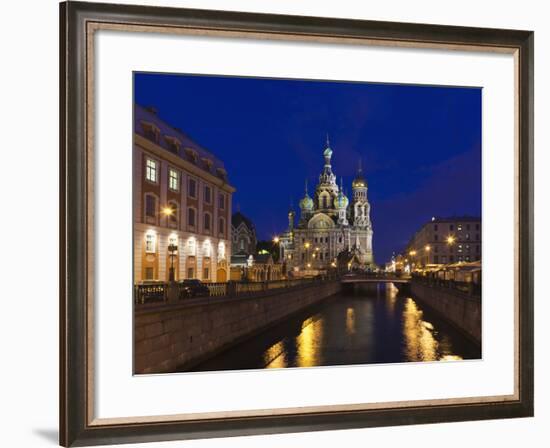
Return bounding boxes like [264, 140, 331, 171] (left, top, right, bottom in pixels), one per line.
[203, 241, 212, 257]
[145, 232, 156, 253]
[187, 238, 196, 256]
[218, 242, 226, 260]
[168, 169, 179, 191]
[204, 185, 212, 204]
[145, 158, 158, 183]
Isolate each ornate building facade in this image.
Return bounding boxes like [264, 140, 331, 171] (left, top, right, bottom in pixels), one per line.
[279, 138, 375, 274]
[133, 104, 234, 283]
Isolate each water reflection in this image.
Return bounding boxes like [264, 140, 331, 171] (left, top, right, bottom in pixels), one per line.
[186, 284, 479, 373]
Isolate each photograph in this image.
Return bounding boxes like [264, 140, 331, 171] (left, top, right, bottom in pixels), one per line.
[133, 73, 482, 374]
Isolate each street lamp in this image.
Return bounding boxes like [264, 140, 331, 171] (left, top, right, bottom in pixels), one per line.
[446, 235, 456, 245]
[167, 242, 178, 282]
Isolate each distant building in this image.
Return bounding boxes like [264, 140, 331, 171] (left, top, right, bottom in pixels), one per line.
[404, 216, 481, 269]
[230, 211, 282, 281]
[231, 212, 257, 255]
[279, 137, 375, 275]
[133, 104, 235, 283]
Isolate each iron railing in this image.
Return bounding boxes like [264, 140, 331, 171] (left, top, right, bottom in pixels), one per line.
[134, 275, 338, 305]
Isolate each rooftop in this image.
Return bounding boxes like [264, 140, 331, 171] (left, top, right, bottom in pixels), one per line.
[134, 104, 228, 180]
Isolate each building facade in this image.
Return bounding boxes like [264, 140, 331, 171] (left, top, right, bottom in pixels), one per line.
[133, 105, 235, 283]
[404, 216, 481, 268]
[230, 211, 282, 281]
[279, 138, 375, 274]
[231, 212, 257, 255]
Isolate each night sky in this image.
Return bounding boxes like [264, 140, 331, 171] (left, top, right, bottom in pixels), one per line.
[134, 72, 481, 264]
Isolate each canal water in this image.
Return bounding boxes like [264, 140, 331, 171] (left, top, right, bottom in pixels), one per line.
[188, 284, 481, 372]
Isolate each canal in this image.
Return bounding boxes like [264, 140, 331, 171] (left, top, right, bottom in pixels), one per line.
[185, 283, 481, 372]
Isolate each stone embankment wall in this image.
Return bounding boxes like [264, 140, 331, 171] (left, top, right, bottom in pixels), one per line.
[410, 281, 481, 344]
[135, 281, 342, 374]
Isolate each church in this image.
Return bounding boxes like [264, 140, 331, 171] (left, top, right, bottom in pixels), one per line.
[279, 138, 375, 274]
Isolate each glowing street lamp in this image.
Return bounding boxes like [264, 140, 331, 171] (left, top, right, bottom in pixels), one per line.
[273, 236, 280, 244]
[425, 245, 431, 252]
[446, 235, 456, 245]
[162, 206, 174, 216]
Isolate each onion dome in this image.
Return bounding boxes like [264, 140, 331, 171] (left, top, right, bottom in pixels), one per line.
[299, 180, 314, 211]
[334, 190, 349, 209]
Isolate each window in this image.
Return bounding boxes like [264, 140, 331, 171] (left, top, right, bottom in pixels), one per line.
[240, 240, 245, 250]
[203, 241, 212, 257]
[466, 233, 471, 240]
[441, 256, 447, 263]
[204, 213, 211, 231]
[203, 267, 210, 280]
[187, 238, 196, 256]
[434, 234, 438, 241]
[187, 267, 195, 279]
[168, 168, 179, 191]
[476, 245, 480, 253]
[466, 224, 471, 231]
[218, 193, 225, 210]
[435, 246, 439, 253]
[144, 267, 154, 280]
[188, 178, 197, 198]
[145, 158, 158, 183]
[145, 195, 156, 218]
[434, 255, 439, 263]
[434, 224, 438, 231]
[476, 223, 480, 231]
[450, 224, 454, 231]
[188, 207, 196, 227]
[218, 242, 226, 260]
[204, 185, 212, 204]
[219, 217, 225, 236]
[476, 233, 480, 241]
[450, 255, 454, 262]
[145, 233, 156, 253]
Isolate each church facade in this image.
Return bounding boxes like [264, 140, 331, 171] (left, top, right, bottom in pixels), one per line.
[279, 138, 375, 274]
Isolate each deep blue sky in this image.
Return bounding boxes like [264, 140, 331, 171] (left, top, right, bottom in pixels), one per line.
[135, 73, 481, 264]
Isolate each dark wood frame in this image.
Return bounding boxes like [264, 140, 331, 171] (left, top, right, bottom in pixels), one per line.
[60, 1, 534, 446]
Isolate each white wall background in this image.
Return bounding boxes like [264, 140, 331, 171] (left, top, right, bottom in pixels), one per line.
[0, 0, 546, 447]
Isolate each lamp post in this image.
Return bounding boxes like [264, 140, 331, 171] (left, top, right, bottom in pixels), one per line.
[167, 243, 178, 282]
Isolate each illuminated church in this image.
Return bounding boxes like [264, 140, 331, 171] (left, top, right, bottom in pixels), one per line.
[279, 137, 375, 274]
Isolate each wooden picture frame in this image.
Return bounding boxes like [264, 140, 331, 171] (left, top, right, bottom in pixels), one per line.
[60, 1, 534, 446]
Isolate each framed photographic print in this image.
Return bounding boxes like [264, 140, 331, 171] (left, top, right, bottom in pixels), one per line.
[60, 1, 534, 446]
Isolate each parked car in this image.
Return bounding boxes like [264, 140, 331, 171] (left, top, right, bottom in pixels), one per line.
[177, 279, 210, 298]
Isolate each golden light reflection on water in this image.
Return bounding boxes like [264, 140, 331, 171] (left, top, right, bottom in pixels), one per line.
[346, 307, 356, 335]
[402, 298, 463, 362]
[385, 283, 398, 316]
[296, 316, 324, 367]
[263, 340, 287, 368]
